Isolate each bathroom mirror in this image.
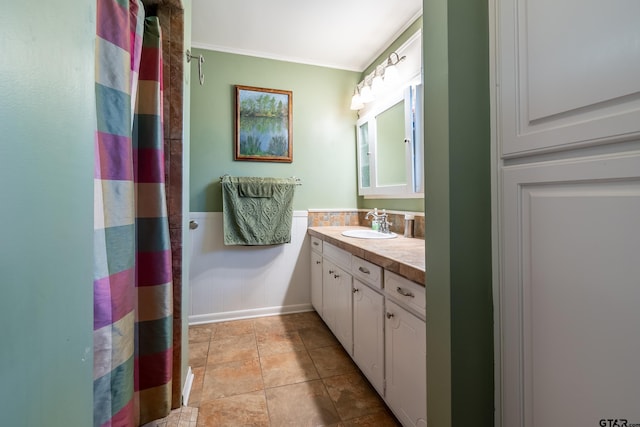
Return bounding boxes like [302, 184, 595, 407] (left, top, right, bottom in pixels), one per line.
[355, 29, 423, 198]
[357, 84, 423, 197]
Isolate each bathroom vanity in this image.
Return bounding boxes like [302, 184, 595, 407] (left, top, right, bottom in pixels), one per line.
[307, 226, 426, 427]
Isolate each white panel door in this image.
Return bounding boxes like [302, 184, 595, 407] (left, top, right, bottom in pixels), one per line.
[496, 0, 640, 425]
[501, 152, 640, 426]
[385, 299, 427, 427]
[353, 280, 385, 395]
[322, 259, 353, 353]
[498, 0, 640, 157]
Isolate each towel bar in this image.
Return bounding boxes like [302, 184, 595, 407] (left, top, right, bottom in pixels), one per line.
[219, 175, 302, 185]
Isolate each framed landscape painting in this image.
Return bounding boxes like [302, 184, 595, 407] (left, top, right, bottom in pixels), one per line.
[235, 85, 293, 162]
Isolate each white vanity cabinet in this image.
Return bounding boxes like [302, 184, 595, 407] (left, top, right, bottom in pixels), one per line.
[310, 236, 323, 315]
[308, 234, 426, 426]
[384, 270, 427, 427]
[321, 242, 354, 353]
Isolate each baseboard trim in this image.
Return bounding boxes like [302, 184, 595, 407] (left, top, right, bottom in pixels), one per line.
[188, 303, 314, 325]
[182, 366, 194, 407]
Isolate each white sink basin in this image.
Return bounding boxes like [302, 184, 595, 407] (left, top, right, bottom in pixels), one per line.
[341, 229, 398, 239]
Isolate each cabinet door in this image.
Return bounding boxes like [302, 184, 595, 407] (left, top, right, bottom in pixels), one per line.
[310, 250, 323, 315]
[496, 1, 640, 425]
[501, 154, 640, 426]
[322, 259, 353, 353]
[331, 265, 353, 354]
[322, 259, 338, 330]
[385, 299, 426, 427]
[353, 280, 384, 395]
[498, 0, 640, 157]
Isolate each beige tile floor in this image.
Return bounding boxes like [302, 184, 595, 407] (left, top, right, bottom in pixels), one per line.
[142, 405, 198, 427]
[186, 311, 401, 427]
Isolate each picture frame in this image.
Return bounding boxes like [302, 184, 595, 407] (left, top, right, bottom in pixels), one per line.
[235, 85, 293, 163]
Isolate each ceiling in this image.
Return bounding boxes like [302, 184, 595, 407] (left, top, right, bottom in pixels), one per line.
[191, 0, 422, 72]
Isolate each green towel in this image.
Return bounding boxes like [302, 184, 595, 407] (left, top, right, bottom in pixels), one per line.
[238, 177, 275, 198]
[221, 176, 297, 245]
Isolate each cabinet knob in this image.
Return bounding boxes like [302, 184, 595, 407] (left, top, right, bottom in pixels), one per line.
[329, 270, 335, 274]
[352, 288, 359, 294]
[386, 312, 394, 319]
[334, 274, 340, 279]
[315, 260, 321, 265]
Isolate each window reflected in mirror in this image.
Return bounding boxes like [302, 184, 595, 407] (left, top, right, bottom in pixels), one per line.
[359, 122, 370, 188]
[376, 99, 407, 187]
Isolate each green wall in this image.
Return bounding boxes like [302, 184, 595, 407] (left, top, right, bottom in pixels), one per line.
[363, 17, 423, 76]
[423, 0, 493, 425]
[0, 2, 95, 426]
[358, 196, 425, 212]
[189, 50, 361, 212]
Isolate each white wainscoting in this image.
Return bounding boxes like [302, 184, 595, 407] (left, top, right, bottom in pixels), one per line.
[188, 211, 312, 324]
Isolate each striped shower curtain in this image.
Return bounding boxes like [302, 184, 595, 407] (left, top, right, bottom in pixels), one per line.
[94, 0, 173, 425]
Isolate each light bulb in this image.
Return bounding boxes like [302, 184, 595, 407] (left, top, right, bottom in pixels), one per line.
[371, 74, 384, 93]
[384, 64, 399, 85]
[360, 84, 374, 103]
[350, 92, 364, 110]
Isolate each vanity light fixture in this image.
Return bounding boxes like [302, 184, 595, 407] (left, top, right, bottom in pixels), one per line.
[350, 51, 406, 110]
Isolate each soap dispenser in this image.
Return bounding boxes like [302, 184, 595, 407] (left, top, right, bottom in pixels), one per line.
[403, 214, 415, 238]
[371, 208, 379, 231]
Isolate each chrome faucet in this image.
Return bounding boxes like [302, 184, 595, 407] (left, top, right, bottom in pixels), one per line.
[365, 209, 392, 234]
[378, 212, 391, 233]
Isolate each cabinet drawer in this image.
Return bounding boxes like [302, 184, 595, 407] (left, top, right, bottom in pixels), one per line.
[352, 256, 383, 289]
[384, 271, 426, 318]
[323, 242, 352, 271]
[310, 236, 323, 253]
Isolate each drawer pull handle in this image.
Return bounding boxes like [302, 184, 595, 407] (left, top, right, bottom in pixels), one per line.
[386, 312, 394, 319]
[313, 241, 320, 246]
[353, 288, 359, 294]
[358, 266, 370, 274]
[396, 287, 415, 298]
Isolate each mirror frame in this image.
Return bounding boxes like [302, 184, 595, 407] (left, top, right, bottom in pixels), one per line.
[356, 85, 423, 198]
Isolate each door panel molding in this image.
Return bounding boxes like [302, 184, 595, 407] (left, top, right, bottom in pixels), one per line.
[498, 0, 640, 157]
[500, 151, 640, 426]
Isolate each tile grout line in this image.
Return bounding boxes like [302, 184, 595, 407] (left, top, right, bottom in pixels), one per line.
[190, 313, 398, 426]
[252, 318, 274, 426]
[298, 321, 344, 424]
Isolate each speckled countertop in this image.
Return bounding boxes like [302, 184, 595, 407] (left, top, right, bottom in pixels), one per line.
[307, 226, 426, 286]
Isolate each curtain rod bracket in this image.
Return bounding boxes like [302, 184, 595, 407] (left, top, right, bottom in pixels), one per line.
[186, 49, 205, 85]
